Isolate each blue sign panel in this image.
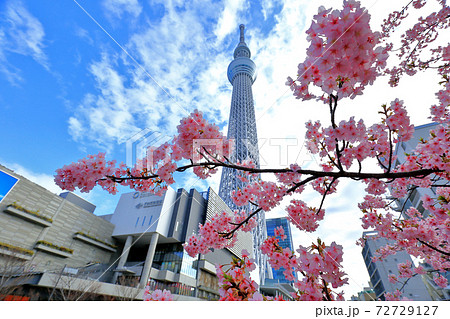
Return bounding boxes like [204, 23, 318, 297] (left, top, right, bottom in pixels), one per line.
[0, 170, 18, 203]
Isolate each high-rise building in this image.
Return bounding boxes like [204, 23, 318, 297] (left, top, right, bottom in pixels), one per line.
[259, 217, 297, 300]
[362, 231, 432, 300]
[265, 217, 295, 284]
[218, 24, 267, 284]
[391, 122, 450, 300]
[392, 123, 440, 218]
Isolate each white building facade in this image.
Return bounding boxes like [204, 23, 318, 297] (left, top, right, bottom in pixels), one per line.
[362, 231, 432, 300]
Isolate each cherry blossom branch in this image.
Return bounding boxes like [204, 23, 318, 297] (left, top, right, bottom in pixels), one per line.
[322, 279, 332, 301]
[417, 239, 450, 257]
[103, 164, 440, 183]
[391, 223, 450, 257]
[317, 177, 338, 214]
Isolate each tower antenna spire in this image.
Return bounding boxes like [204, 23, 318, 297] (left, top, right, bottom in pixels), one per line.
[220, 25, 267, 285]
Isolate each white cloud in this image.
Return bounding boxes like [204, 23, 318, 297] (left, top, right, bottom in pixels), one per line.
[74, 26, 94, 45]
[70, 1, 236, 151]
[214, 0, 247, 44]
[68, 54, 145, 151]
[102, 0, 142, 20]
[261, 0, 276, 20]
[0, 0, 48, 84]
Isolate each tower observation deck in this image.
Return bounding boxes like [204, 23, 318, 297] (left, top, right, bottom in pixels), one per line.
[218, 24, 267, 284]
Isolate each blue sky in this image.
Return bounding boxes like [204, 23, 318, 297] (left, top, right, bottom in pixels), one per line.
[0, 0, 445, 298]
[0, 170, 18, 202]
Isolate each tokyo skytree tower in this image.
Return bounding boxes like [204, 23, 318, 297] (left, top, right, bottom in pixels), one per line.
[218, 24, 268, 284]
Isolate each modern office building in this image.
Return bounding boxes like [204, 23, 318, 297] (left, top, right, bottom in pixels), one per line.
[0, 165, 116, 276]
[258, 217, 296, 300]
[391, 122, 450, 300]
[362, 231, 432, 300]
[218, 24, 268, 285]
[264, 217, 295, 284]
[0, 164, 252, 300]
[107, 186, 253, 300]
[391, 123, 440, 217]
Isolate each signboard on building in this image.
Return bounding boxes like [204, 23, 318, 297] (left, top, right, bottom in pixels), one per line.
[110, 187, 177, 238]
[0, 170, 18, 204]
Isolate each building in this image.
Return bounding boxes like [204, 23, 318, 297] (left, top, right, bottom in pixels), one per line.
[218, 24, 268, 284]
[391, 122, 450, 300]
[350, 285, 377, 301]
[107, 186, 253, 301]
[362, 231, 432, 300]
[259, 217, 296, 300]
[0, 165, 116, 278]
[0, 164, 120, 300]
[392, 123, 440, 217]
[264, 217, 295, 284]
[0, 164, 252, 300]
[420, 263, 450, 301]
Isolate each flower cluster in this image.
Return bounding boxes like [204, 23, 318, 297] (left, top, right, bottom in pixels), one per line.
[144, 288, 173, 301]
[174, 109, 232, 163]
[55, 153, 122, 194]
[262, 236, 347, 301]
[287, 0, 388, 101]
[434, 274, 448, 289]
[286, 199, 325, 232]
[382, 1, 450, 87]
[430, 80, 450, 124]
[216, 250, 282, 301]
[231, 181, 285, 211]
[184, 210, 257, 257]
[384, 289, 411, 301]
[302, 99, 413, 174]
[184, 211, 236, 257]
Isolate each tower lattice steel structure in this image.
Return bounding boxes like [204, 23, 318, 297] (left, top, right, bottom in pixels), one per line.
[218, 24, 267, 284]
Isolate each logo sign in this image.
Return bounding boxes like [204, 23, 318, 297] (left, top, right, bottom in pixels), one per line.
[0, 170, 19, 204]
[135, 200, 163, 209]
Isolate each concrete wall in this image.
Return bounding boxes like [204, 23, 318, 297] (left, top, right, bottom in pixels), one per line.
[0, 165, 116, 273]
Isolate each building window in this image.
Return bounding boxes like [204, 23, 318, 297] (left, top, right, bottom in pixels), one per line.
[152, 243, 197, 278]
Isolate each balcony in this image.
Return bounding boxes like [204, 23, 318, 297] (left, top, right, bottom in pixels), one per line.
[35, 241, 73, 258]
[4, 205, 52, 228]
[0, 242, 34, 261]
[73, 233, 117, 253]
[193, 259, 216, 275]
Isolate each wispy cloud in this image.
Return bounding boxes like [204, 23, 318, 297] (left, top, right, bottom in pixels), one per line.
[69, 1, 237, 151]
[68, 53, 144, 151]
[102, 0, 142, 20]
[0, 0, 48, 84]
[74, 26, 94, 45]
[214, 0, 247, 44]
